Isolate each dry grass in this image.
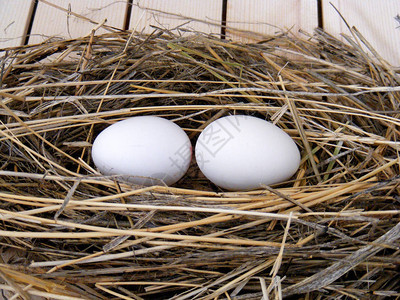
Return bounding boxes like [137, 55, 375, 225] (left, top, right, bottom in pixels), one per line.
[0, 26, 399, 299]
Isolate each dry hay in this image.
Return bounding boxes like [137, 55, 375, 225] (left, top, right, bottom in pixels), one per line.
[0, 26, 399, 299]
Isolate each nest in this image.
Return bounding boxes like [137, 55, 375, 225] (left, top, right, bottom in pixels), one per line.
[0, 27, 399, 299]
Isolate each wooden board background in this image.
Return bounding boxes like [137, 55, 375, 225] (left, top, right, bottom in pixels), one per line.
[0, 0, 35, 48]
[226, 0, 318, 41]
[323, 0, 400, 67]
[129, 0, 222, 35]
[0, 0, 399, 66]
[29, 0, 129, 44]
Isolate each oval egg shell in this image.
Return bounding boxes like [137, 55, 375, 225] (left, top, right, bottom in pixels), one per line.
[195, 115, 300, 191]
[92, 116, 192, 186]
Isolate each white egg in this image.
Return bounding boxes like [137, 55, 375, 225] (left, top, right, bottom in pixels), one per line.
[92, 116, 192, 186]
[195, 115, 301, 191]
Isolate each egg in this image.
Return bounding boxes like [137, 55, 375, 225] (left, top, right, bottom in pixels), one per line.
[92, 116, 192, 186]
[195, 115, 300, 191]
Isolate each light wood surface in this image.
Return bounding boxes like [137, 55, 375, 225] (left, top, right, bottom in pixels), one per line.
[0, 1, 398, 66]
[28, 0, 128, 44]
[0, 0, 34, 48]
[323, 0, 400, 66]
[225, 0, 318, 42]
[129, 0, 222, 35]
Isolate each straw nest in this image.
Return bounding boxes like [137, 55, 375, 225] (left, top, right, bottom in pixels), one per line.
[0, 26, 399, 300]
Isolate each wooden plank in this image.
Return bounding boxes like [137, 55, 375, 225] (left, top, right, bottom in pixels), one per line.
[129, 0, 222, 36]
[226, 0, 319, 42]
[0, 0, 34, 48]
[323, 0, 400, 66]
[28, 0, 128, 44]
